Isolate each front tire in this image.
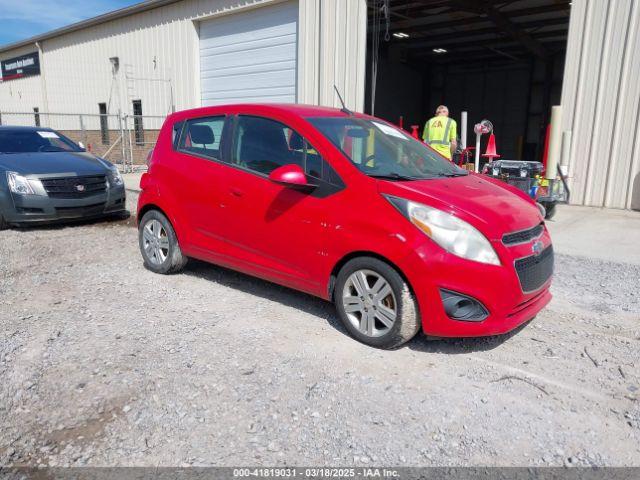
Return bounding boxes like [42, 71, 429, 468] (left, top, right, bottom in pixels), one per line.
[334, 257, 420, 349]
[138, 210, 187, 274]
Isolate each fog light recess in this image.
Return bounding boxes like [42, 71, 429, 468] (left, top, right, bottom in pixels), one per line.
[439, 289, 489, 322]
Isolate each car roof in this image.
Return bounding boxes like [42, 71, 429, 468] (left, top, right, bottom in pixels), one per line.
[0, 125, 55, 132]
[169, 103, 370, 123]
[266, 103, 361, 117]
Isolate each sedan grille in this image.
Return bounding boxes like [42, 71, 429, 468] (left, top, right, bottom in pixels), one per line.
[41, 175, 107, 199]
[503, 223, 544, 245]
[514, 245, 554, 293]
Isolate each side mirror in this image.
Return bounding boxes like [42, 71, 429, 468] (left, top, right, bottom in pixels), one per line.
[78, 141, 86, 151]
[268, 164, 311, 188]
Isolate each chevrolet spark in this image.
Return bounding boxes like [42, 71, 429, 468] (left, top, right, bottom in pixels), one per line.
[137, 104, 553, 349]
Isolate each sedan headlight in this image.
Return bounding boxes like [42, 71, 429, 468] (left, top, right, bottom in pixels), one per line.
[386, 196, 501, 265]
[109, 168, 124, 187]
[6, 171, 36, 195]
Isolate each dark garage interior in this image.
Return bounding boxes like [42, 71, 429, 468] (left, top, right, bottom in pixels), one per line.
[366, 0, 571, 162]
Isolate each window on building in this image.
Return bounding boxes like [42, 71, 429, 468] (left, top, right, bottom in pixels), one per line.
[33, 107, 40, 127]
[178, 116, 225, 160]
[98, 103, 110, 145]
[232, 115, 341, 185]
[132, 100, 144, 145]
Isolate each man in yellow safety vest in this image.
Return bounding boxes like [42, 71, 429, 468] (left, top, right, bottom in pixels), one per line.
[422, 105, 457, 160]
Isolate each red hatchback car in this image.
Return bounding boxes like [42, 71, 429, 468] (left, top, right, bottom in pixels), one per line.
[137, 104, 553, 348]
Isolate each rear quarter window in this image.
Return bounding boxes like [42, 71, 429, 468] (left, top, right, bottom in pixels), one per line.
[171, 121, 184, 149]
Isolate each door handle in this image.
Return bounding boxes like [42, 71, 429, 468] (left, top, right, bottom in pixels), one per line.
[230, 188, 244, 197]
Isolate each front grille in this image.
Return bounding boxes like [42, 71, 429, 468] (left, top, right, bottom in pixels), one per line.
[503, 223, 544, 245]
[41, 175, 107, 199]
[514, 245, 554, 293]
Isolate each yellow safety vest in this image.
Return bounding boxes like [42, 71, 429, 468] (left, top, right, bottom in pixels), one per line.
[423, 116, 457, 159]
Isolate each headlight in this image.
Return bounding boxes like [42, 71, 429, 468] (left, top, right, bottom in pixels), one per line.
[6, 171, 35, 195]
[536, 202, 546, 219]
[386, 196, 501, 265]
[109, 168, 124, 187]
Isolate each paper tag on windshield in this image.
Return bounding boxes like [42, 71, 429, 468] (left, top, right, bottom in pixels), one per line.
[372, 121, 408, 140]
[37, 131, 59, 139]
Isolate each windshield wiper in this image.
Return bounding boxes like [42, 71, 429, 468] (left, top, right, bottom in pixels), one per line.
[368, 172, 419, 181]
[435, 171, 469, 177]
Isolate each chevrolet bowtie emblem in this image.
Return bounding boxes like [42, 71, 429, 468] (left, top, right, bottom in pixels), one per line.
[532, 240, 544, 256]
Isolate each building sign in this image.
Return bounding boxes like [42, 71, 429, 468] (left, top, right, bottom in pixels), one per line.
[1, 52, 40, 81]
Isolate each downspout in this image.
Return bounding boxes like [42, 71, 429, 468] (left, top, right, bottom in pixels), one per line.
[35, 42, 49, 115]
[317, 0, 322, 106]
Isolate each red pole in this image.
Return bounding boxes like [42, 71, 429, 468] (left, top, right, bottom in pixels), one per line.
[542, 124, 551, 172]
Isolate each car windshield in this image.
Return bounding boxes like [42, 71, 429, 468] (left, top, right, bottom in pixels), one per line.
[0, 129, 82, 154]
[307, 116, 467, 180]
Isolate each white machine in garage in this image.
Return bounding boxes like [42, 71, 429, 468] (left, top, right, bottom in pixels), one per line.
[198, 1, 299, 106]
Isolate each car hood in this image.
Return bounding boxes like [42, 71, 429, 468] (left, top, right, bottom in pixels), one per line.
[377, 173, 543, 240]
[0, 152, 110, 176]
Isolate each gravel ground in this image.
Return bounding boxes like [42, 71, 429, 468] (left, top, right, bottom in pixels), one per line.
[1, 193, 639, 468]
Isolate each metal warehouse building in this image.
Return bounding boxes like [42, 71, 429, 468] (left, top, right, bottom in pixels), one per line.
[0, 0, 639, 210]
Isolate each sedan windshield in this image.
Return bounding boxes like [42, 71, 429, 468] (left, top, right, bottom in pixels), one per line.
[308, 116, 467, 180]
[0, 130, 82, 154]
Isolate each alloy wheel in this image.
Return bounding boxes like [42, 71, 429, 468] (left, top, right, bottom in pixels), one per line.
[342, 269, 397, 337]
[142, 219, 169, 265]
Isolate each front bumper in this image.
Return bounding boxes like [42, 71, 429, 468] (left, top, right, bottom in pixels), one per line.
[400, 229, 553, 337]
[1, 185, 127, 225]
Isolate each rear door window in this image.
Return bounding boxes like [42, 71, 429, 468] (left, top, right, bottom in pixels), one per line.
[178, 116, 225, 160]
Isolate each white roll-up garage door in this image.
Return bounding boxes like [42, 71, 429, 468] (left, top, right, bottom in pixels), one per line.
[199, 1, 298, 106]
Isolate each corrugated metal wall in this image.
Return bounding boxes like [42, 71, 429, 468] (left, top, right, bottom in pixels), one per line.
[0, 44, 48, 114]
[561, 0, 640, 209]
[0, 0, 367, 121]
[298, 0, 367, 111]
[1, 0, 275, 120]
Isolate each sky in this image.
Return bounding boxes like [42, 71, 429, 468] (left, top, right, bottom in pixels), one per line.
[0, 0, 139, 47]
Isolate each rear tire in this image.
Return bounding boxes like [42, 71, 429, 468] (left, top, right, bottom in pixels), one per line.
[138, 210, 187, 274]
[334, 257, 420, 349]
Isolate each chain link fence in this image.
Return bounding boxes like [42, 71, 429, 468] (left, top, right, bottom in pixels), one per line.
[0, 111, 166, 172]
[122, 114, 165, 172]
